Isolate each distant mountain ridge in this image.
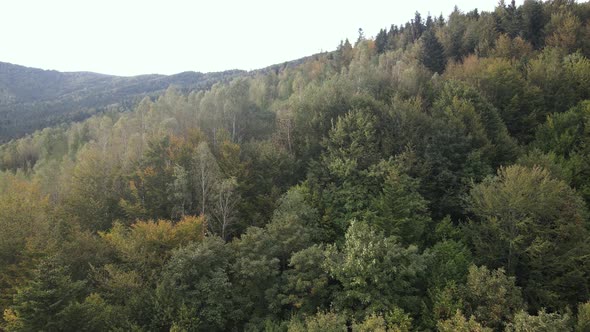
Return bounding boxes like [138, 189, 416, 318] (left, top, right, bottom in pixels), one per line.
[0, 61, 246, 141]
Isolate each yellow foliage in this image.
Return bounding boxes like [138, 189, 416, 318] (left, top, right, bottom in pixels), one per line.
[546, 11, 581, 52]
[2, 308, 23, 331]
[100, 215, 205, 267]
[0, 174, 50, 258]
[493, 34, 533, 60]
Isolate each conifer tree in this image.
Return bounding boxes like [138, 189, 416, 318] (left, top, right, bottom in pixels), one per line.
[420, 29, 446, 73]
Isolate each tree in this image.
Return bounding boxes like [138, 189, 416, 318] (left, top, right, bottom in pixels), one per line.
[46, 293, 128, 332]
[101, 215, 205, 274]
[157, 237, 232, 331]
[441, 7, 469, 61]
[520, 0, 546, 49]
[352, 309, 413, 332]
[411, 11, 425, 41]
[534, 101, 590, 204]
[238, 140, 299, 229]
[576, 301, 590, 332]
[492, 35, 534, 60]
[64, 143, 125, 231]
[120, 135, 185, 221]
[368, 160, 431, 245]
[336, 39, 354, 69]
[168, 165, 191, 218]
[393, 81, 517, 219]
[445, 56, 543, 143]
[460, 265, 525, 330]
[310, 108, 382, 236]
[8, 258, 86, 331]
[325, 222, 428, 319]
[287, 311, 347, 332]
[352, 314, 388, 332]
[468, 165, 590, 311]
[506, 310, 572, 332]
[546, 11, 581, 52]
[0, 176, 49, 312]
[229, 226, 281, 328]
[356, 28, 366, 46]
[495, 0, 522, 38]
[437, 310, 492, 332]
[425, 239, 473, 291]
[420, 29, 446, 74]
[228, 190, 317, 327]
[280, 245, 333, 316]
[193, 141, 220, 215]
[375, 28, 388, 54]
[211, 177, 240, 240]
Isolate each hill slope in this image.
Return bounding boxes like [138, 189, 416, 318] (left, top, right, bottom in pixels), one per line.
[0, 61, 244, 141]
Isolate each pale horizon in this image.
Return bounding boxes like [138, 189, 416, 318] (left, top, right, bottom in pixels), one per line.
[2, 0, 522, 76]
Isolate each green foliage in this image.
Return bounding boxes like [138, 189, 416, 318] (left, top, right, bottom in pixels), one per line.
[287, 311, 348, 332]
[446, 56, 543, 143]
[431, 282, 464, 324]
[461, 265, 525, 329]
[64, 143, 126, 231]
[238, 140, 299, 227]
[577, 302, 590, 332]
[7, 258, 87, 331]
[157, 237, 232, 331]
[368, 161, 431, 245]
[468, 165, 590, 311]
[229, 196, 317, 326]
[425, 240, 473, 290]
[534, 101, 590, 203]
[0, 176, 50, 312]
[430, 265, 524, 330]
[506, 309, 573, 332]
[310, 105, 432, 240]
[392, 81, 516, 219]
[384, 307, 414, 332]
[325, 221, 428, 319]
[3, 1, 590, 330]
[420, 29, 446, 73]
[280, 245, 333, 316]
[51, 293, 129, 332]
[437, 310, 492, 332]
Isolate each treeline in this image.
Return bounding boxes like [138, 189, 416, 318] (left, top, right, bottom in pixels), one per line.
[2, 0, 590, 331]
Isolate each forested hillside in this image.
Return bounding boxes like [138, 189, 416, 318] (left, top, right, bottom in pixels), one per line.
[2, 0, 590, 331]
[0, 62, 244, 142]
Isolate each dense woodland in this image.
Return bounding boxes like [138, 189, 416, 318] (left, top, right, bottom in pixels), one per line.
[2, 0, 590, 330]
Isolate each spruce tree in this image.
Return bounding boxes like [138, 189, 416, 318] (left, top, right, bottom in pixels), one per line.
[420, 29, 446, 73]
[375, 28, 388, 54]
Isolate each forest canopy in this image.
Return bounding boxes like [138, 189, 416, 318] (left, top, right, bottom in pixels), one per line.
[2, 0, 590, 331]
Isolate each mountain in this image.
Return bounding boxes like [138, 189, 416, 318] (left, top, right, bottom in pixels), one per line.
[0, 61, 245, 142]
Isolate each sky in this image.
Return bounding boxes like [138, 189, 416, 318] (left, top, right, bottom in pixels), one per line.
[1, 0, 522, 76]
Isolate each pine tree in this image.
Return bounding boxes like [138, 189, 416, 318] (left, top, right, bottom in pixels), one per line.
[412, 11, 425, 41]
[420, 29, 446, 73]
[356, 28, 365, 46]
[10, 259, 86, 331]
[375, 28, 388, 54]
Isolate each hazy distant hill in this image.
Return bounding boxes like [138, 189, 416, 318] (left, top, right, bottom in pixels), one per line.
[0, 61, 245, 141]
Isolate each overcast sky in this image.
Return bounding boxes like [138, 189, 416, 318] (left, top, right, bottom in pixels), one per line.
[1, 0, 522, 76]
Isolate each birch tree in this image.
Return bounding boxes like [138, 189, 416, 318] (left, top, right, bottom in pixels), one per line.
[212, 177, 239, 240]
[193, 142, 220, 215]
